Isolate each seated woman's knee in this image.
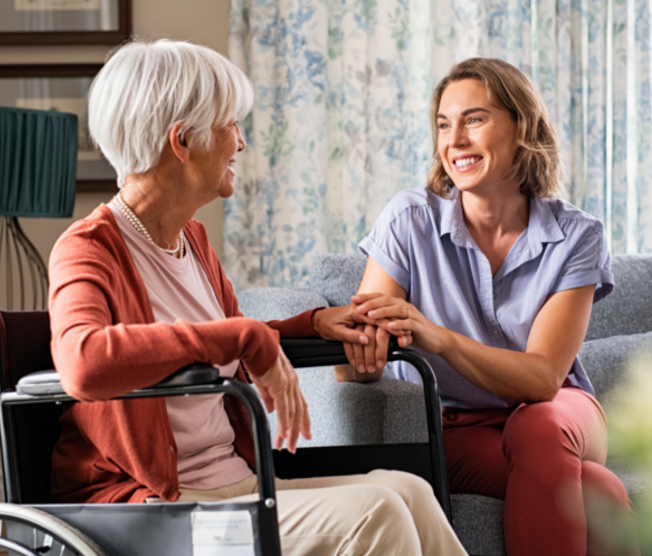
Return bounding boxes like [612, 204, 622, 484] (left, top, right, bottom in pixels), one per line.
[368, 469, 433, 503]
[503, 401, 571, 452]
[361, 484, 416, 529]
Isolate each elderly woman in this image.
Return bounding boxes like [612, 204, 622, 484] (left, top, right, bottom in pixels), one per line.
[340, 58, 638, 556]
[48, 39, 467, 556]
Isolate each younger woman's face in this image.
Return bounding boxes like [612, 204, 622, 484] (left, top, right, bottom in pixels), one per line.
[436, 79, 520, 196]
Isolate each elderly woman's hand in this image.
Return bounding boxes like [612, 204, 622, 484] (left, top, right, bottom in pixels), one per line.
[334, 323, 392, 382]
[310, 304, 376, 344]
[252, 347, 311, 453]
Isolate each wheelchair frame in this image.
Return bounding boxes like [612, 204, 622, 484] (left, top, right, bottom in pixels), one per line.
[0, 310, 450, 556]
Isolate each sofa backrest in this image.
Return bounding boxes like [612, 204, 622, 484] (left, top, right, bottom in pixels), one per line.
[308, 253, 652, 341]
[309, 253, 367, 307]
[237, 287, 329, 321]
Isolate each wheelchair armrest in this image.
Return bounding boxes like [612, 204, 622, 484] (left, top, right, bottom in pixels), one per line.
[280, 338, 350, 367]
[280, 336, 401, 368]
[16, 370, 63, 395]
[15, 364, 220, 397]
[144, 363, 220, 388]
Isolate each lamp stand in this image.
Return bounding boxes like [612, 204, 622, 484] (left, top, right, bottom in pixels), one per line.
[0, 216, 48, 311]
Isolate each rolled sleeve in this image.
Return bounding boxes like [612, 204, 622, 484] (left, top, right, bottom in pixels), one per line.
[551, 220, 614, 302]
[358, 196, 417, 294]
[359, 236, 411, 293]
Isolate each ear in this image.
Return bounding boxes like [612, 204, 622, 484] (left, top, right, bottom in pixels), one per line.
[169, 121, 190, 163]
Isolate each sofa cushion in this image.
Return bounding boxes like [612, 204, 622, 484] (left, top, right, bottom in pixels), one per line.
[309, 253, 367, 307]
[578, 331, 652, 402]
[586, 254, 652, 341]
[236, 287, 329, 321]
[451, 494, 505, 556]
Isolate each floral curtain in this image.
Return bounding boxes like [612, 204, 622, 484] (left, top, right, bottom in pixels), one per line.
[226, 0, 652, 290]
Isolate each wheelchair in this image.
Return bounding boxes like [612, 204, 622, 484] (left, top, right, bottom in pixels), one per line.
[0, 310, 450, 556]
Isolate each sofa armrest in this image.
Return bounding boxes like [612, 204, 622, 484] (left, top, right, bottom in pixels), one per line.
[586, 254, 652, 341]
[261, 367, 428, 447]
[580, 330, 652, 402]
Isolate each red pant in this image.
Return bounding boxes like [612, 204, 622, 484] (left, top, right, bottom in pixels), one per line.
[443, 386, 639, 556]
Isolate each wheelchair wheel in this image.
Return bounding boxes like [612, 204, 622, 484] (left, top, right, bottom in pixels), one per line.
[0, 504, 107, 556]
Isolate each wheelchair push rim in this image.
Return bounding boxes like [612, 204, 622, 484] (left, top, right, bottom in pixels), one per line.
[0, 504, 107, 556]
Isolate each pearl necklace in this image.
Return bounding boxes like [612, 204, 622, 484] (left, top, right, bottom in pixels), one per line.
[114, 191, 184, 259]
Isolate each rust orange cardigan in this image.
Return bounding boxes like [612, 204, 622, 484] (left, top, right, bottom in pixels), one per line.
[49, 204, 317, 504]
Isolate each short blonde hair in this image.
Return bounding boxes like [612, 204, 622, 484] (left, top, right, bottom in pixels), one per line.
[88, 39, 253, 188]
[428, 58, 563, 198]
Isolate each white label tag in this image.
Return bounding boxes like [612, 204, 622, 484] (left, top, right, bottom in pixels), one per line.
[194, 547, 255, 556]
[192, 511, 255, 556]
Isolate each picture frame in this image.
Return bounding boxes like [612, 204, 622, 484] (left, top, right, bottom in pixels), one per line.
[0, 0, 130, 46]
[0, 64, 117, 192]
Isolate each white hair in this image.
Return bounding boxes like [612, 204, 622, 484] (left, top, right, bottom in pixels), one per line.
[88, 39, 254, 188]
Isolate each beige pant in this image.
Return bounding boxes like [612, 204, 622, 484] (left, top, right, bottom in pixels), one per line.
[179, 469, 467, 556]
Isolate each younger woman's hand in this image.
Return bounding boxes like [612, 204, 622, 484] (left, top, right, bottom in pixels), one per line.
[352, 293, 441, 354]
[336, 294, 413, 380]
[252, 347, 311, 453]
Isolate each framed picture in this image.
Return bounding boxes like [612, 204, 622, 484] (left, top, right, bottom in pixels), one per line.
[0, 0, 130, 45]
[0, 64, 117, 192]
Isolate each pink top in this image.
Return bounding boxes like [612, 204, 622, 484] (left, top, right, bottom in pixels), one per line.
[50, 204, 314, 504]
[109, 203, 253, 490]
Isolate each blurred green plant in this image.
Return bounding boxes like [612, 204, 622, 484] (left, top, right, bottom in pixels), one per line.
[607, 352, 652, 554]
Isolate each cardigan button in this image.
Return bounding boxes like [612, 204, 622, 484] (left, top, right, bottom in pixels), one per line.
[170, 445, 176, 453]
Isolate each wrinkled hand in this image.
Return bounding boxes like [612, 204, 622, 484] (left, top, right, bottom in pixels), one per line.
[310, 304, 376, 344]
[252, 347, 311, 453]
[339, 322, 392, 375]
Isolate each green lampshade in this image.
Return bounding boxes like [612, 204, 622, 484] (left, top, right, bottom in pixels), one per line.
[0, 106, 78, 218]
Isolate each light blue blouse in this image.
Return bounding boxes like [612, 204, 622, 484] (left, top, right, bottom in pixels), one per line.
[359, 188, 614, 409]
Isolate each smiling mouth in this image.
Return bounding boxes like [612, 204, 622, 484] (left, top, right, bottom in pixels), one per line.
[453, 156, 482, 169]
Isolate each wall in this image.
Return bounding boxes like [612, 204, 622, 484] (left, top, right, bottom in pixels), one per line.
[0, 0, 231, 298]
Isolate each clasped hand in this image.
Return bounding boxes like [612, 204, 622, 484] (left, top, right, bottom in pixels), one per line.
[343, 293, 438, 375]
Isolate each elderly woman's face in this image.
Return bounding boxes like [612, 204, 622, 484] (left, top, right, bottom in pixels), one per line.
[437, 79, 519, 196]
[193, 119, 246, 200]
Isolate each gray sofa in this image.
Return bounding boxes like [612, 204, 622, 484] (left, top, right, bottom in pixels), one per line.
[237, 253, 652, 556]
